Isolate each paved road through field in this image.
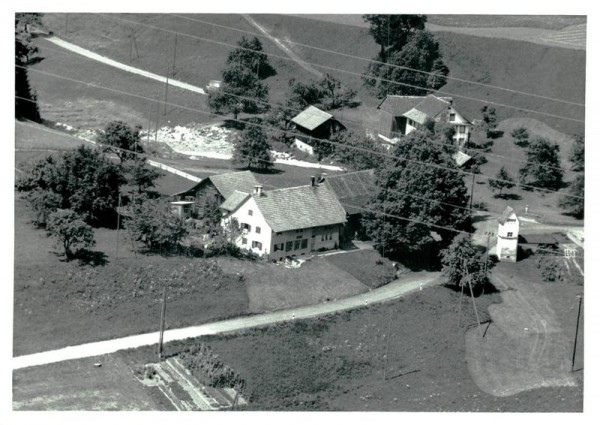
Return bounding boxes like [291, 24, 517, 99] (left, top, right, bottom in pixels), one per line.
[13, 272, 440, 370]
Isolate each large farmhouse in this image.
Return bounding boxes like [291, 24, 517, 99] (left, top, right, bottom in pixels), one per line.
[374, 94, 472, 145]
[290, 105, 346, 156]
[170, 171, 261, 218]
[220, 178, 347, 260]
[496, 206, 520, 262]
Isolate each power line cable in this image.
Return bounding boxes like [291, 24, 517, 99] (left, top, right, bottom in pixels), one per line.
[17, 64, 584, 200]
[170, 13, 585, 107]
[31, 41, 573, 174]
[93, 13, 585, 124]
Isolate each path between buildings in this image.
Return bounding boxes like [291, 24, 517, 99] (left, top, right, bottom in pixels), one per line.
[13, 272, 440, 370]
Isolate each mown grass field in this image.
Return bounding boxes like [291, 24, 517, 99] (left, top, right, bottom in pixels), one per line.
[153, 276, 582, 411]
[468, 117, 581, 225]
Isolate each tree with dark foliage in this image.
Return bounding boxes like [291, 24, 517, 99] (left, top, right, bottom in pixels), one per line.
[361, 130, 469, 265]
[97, 120, 145, 163]
[440, 233, 492, 292]
[363, 14, 427, 61]
[15, 13, 43, 122]
[519, 137, 563, 189]
[488, 166, 515, 197]
[232, 119, 274, 171]
[568, 135, 584, 171]
[558, 174, 584, 219]
[47, 209, 95, 260]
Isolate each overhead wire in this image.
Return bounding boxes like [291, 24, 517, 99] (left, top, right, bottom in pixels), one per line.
[170, 13, 585, 107]
[30, 41, 573, 174]
[93, 13, 585, 124]
[17, 63, 584, 200]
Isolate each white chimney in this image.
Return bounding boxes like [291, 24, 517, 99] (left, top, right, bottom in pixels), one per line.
[254, 185, 263, 196]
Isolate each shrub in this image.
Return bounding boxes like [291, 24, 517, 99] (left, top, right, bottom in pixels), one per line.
[46, 209, 95, 260]
[511, 127, 529, 147]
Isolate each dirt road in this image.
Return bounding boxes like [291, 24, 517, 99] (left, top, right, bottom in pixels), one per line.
[13, 272, 440, 370]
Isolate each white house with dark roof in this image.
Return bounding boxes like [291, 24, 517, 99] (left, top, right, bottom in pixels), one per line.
[496, 206, 520, 262]
[290, 105, 346, 156]
[375, 94, 472, 145]
[220, 178, 347, 260]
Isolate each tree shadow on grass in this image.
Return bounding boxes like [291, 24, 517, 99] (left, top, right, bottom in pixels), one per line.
[443, 281, 500, 297]
[495, 193, 522, 201]
[75, 249, 109, 266]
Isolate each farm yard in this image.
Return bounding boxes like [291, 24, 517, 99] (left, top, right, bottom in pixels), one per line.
[13, 11, 586, 414]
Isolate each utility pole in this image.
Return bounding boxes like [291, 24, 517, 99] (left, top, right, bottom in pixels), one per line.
[163, 62, 170, 115]
[172, 33, 178, 77]
[154, 89, 160, 143]
[158, 286, 167, 360]
[469, 173, 476, 211]
[115, 193, 122, 260]
[382, 190, 387, 258]
[463, 259, 483, 337]
[571, 295, 583, 372]
[383, 309, 393, 381]
[131, 28, 140, 60]
[457, 280, 465, 328]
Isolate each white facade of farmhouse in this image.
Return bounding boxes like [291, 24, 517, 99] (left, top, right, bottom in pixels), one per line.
[496, 206, 520, 262]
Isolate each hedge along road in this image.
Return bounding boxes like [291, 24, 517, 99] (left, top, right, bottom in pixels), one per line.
[13, 272, 440, 370]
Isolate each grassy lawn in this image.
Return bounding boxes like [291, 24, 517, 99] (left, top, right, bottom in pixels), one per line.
[13, 351, 170, 411]
[13, 195, 249, 356]
[151, 280, 581, 411]
[469, 117, 581, 225]
[216, 257, 369, 313]
[323, 249, 400, 289]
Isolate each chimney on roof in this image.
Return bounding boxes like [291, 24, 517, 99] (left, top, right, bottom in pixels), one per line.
[254, 185, 263, 197]
[310, 176, 316, 187]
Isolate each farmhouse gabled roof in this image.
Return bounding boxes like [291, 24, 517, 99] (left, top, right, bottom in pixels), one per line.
[452, 151, 473, 167]
[413, 94, 451, 118]
[402, 108, 430, 125]
[291, 105, 333, 131]
[209, 171, 260, 199]
[377, 95, 423, 115]
[498, 206, 519, 225]
[174, 171, 260, 199]
[220, 190, 250, 212]
[252, 184, 347, 233]
[323, 170, 376, 215]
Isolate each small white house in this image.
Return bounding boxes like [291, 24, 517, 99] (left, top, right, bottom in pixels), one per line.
[496, 206, 520, 262]
[376, 94, 472, 146]
[220, 180, 347, 260]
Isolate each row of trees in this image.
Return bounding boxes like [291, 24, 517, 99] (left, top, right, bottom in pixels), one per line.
[16, 13, 43, 122]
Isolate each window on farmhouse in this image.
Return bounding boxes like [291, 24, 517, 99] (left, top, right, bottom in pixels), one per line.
[458, 125, 465, 133]
[274, 243, 284, 252]
[449, 113, 456, 122]
[507, 232, 513, 238]
[256, 226, 261, 234]
[301, 239, 308, 249]
[252, 241, 262, 250]
[248, 209, 253, 216]
[294, 240, 301, 250]
[241, 223, 251, 231]
[286, 241, 293, 252]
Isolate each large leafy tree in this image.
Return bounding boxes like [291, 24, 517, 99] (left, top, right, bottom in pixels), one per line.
[364, 30, 448, 97]
[208, 63, 269, 119]
[361, 130, 470, 264]
[519, 137, 564, 189]
[568, 135, 584, 171]
[232, 119, 274, 171]
[363, 14, 427, 61]
[15, 13, 43, 122]
[333, 131, 386, 171]
[440, 233, 492, 292]
[47, 209, 95, 260]
[287, 74, 356, 111]
[558, 174, 584, 219]
[97, 120, 144, 163]
[129, 196, 188, 252]
[16, 146, 126, 226]
[226, 36, 275, 79]
[209, 37, 272, 119]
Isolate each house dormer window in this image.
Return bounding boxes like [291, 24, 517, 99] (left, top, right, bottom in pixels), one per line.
[449, 113, 456, 122]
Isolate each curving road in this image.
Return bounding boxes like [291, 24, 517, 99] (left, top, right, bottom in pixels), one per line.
[13, 272, 440, 370]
